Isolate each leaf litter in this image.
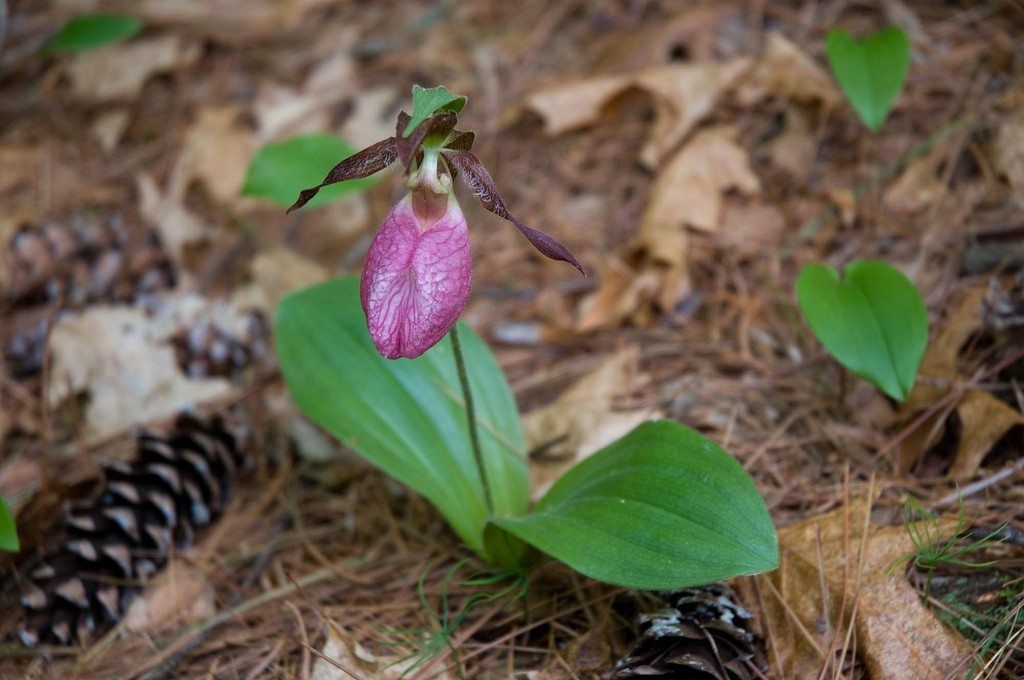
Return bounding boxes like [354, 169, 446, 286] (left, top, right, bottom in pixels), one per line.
[2, 0, 1024, 677]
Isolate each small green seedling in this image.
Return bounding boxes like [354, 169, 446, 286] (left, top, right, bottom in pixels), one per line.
[885, 497, 1004, 599]
[276, 278, 778, 588]
[242, 134, 382, 209]
[43, 13, 142, 55]
[0, 497, 18, 552]
[796, 259, 927, 402]
[402, 85, 467, 137]
[825, 26, 910, 132]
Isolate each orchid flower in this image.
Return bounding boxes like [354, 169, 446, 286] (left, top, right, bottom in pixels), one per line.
[288, 104, 584, 359]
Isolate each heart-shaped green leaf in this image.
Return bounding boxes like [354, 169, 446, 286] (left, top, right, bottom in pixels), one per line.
[275, 277, 528, 559]
[243, 134, 382, 208]
[797, 259, 927, 402]
[43, 13, 142, 55]
[403, 85, 467, 137]
[825, 27, 910, 132]
[492, 421, 778, 590]
[0, 497, 18, 553]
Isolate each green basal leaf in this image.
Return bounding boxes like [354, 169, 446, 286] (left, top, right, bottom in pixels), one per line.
[492, 421, 778, 590]
[825, 26, 910, 132]
[403, 85, 467, 137]
[796, 259, 927, 402]
[275, 277, 529, 559]
[0, 497, 18, 553]
[243, 134, 381, 208]
[43, 13, 142, 54]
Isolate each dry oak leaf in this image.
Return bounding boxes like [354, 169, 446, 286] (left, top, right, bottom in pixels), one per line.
[124, 562, 215, 635]
[896, 288, 1022, 478]
[638, 125, 759, 267]
[65, 34, 199, 102]
[137, 172, 212, 267]
[255, 47, 357, 141]
[313, 626, 456, 680]
[176, 106, 257, 206]
[884, 147, 947, 213]
[767, 106, 818, 182]
[992, 109, 1024, 194]
[526, 58, 751, 168]
[47, 305, 234, 442]
[740, 32, 839, 108]
[232, 246, 329, 315]
[523, 346, 662, 498]
[760, 500, 971, 680]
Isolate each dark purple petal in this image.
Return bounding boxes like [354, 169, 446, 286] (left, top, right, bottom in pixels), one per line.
[444, 130, 475, 152]
[396, 111, 458, 170]
[443, 149, 585, 275]
[287, 137, 398, 213]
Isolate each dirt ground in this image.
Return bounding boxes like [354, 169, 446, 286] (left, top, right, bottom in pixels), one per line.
[1, 0, 1023, 678]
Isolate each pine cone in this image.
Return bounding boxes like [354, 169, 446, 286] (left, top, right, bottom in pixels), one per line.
[610, 583, 763, 680]
[173, 311, 270, 380]
[984, 271, 1024, 331]
[2, 213, 176, 377]
[15, 413, 249, 646]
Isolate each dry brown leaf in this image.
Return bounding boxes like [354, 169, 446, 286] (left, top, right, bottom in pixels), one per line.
[884, 148, 947, 213]
[639, 125, 759, 264]
[949, 389, 1024, 480]
[175, 106, 256, 206]
[90, 109, 130, 153]
[232, 247, 330, 315]
[741, 32, 839, 108]
[339, 85, 401, 149]
[992, 109, 1024, 194]
[137, 172, 211, 267]
[574, 256, 660, 332]
[718, 199, 787, 254]
[760, 499, 971, 679]
[0, 146, 43, 195]
[526, 58, 751, 167]
[65, 35, 199, 102]
[312, 626, 456, 680]
[255, 46, 357, 141]
[47, 304, 235, 441]
[523, 347, 662, 498]
[897, 288, 1021, 477]
[124, 562, 215, 634]
[767, 106, 817, 182]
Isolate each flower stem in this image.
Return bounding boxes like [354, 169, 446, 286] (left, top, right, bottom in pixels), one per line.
[449, 324, 494, 515]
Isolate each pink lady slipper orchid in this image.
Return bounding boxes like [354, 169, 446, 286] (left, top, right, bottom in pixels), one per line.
[288, 107, 583, 359]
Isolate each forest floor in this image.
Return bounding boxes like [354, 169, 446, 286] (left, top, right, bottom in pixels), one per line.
[1, 0, 1024, 678]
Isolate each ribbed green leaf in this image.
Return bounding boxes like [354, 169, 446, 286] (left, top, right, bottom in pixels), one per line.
[825, 27, 910, 132]
[275, 277, 528, 558]
[403, 85, 467, 137]
[493, 421, 778, 589]
[0, 497, 18, 553]
[797, 259, 927, 402]
[243, 134, 381, 208]
[43, 13, 142, 54]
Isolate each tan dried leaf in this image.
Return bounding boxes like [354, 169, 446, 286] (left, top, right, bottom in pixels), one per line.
[523, 347, 662, 497]
[746, 32, 839, 107]
[949, 390, 1024, 480]
[768, 106, 817, 182]
[718, 199, 787, 254]
[137, 172, 211, 266]
[175, 106, 257, 206]
[125, 562, 215, 634]
[232, 247, 329, 315]
[66, 35, 199, 102]
[640, 126, 759, 264]
[526, 58, 751, 167]
[91, 109, 130, 153]
[313, 626, 456, 680]
[255, 48, 357, 141]
[47, 305, 234, 441]
[992, 109, 1024, 193]
[884, 148, 947, 213]
[760, 499, 971, 679]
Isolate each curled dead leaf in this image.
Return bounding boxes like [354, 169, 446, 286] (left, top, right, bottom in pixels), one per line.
[526, 58, 751, 168]
[760, 499, 971, 679]
[65, 35, 199, 102]
[523, 347, 662, 498]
